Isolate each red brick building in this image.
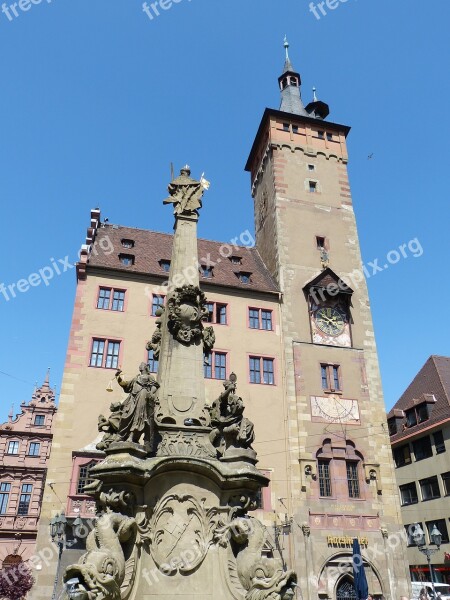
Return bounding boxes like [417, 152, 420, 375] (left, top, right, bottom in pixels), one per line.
[0, 373, 57, 568]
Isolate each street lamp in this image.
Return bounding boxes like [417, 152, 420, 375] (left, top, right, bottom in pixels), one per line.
[413, 523, 442, 599]
[50, 512, 83, 600]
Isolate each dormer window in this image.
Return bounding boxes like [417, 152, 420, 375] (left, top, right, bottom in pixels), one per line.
[238, 272, 252, 284]
[200, 266, 213, 278]
[230, 256, 242, 265]
[121, 239, 135, 249]
[119, 254, 134, 266]
[159, 260, 171, 273]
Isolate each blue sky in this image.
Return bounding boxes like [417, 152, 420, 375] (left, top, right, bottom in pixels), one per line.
[0, 0, 449, 422]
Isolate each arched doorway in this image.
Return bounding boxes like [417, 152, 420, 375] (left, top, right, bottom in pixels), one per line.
[336, 576, 357, 600]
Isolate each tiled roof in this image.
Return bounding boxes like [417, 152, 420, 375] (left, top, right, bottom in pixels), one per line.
[388, 356, 450, 444]
[86, 225, 279, 295]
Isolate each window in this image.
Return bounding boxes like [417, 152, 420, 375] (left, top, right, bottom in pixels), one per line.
[230, 256, 242, 265]
[97, 287, 126, 311]
[34, 415, 45, 426]
[308, 164, 315, 171]
[434, 430, 446, 454]
[442, 472, 450, 496]
[204, 352, 227, 380]
[28, 443, 40, 457]
[393, 444, 411, 467]
[419, 476, 441, 501]
[89, 339, 120, 369]
[147, 349, 159, 374]
[283, 123, 290, 132]
[200, 265, 213, 278]
[346, 462, 360, 498]
[151, 294, 165, 317]
[205, 302, 227, 325]
[97, 287, 111, 310]
[400, 482, 418, 506]
[119, 254, 134, 266]
[77, 462, 97, 495]
[17, 484, 32, 515]
[405, 409, 417, 428]
[326, 132, 333, 141]
[426, 519, 449, 545]
[417, 403, 430, 424]
[290, 78, 298, 87]
[7, 441, 19, 455]
[321, 364, 341, 392]
[292, 125, 299, 133]
[159, 260, 171, 272]
[309, 181, 317, 193]
[238, 272, 252, 284]
[249, 308, 273, 331]
[316, 236, 326, 249]
[0, 483, 11, 515]
[121, 239, 134, 249]
[318, 460, 332, 497]
[249, 357, 275, 385]
[317, 130, 325, 139]
[413, 436, 433, 461]
[388, 418, 397, 436]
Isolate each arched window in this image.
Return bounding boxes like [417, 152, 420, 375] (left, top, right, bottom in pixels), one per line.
[316, 439, 364, 500]
[336, 576, 357, 600]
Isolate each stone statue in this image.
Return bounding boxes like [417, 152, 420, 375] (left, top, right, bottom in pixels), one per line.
[64, 493, 137, 600]
[217, 516, 297, 600]
[202, 326, 216, 357]
[320, 247, 329, 270]
[96, 402, 122, 451]
[163, 165, 205, 217]
[147, 306, 164, 361]
[116, 363, 160, 453]
[210, 374, 255, 461]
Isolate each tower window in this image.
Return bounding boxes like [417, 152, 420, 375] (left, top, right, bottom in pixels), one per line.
[290, 77, 298, 87]
[346, 462, 360, 498]
[89, 339, 121, 369]
[281, 78, 288, 90]
[317, 130, 325, 139]
[308, 164, 315, 171]
[318, 460, 332, 497]
[327, 132, 333, 141]
[321, 364, 341, 392]
[283, 123, 290, 132]
[316, 236, 326, 249]
[292, 125, 299, 134]
[249, 357, 275, 385]
[309, 181, 317, 193]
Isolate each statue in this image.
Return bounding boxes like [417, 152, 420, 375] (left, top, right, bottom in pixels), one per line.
[217, 516, 297, 600]
[167, 285, 209, 345]
[116, 363, 160, 453]
[210, 374, 255, 461]
[202, 326, 216, 358]
[320, 247, 329, 270]
[96, 402, 122, 451]
[64, 492, 137, 600]
[146, 306, 164, 361]
[163, 165, 205, 217]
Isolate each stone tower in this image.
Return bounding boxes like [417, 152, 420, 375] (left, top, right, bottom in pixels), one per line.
[245, 40, 411, 600]
[59, 168, 297, 600]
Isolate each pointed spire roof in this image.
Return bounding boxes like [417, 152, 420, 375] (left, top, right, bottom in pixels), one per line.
[31, 369, 56, 404]
[278, 37, 309, 117]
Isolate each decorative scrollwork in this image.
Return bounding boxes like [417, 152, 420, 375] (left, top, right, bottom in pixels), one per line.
[167, 285, 208, 345]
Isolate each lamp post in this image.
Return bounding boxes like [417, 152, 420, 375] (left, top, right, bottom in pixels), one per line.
[413, 523, 443, 599]
[50, 512, 83, 600]
[274, 513, 293, 571]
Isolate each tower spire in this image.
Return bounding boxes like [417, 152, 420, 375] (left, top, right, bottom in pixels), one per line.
[278, 37, 308, 116]
[283, 35, 294, 72]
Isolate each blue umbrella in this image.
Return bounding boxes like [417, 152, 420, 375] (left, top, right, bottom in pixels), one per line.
[352, 538, 369, 600]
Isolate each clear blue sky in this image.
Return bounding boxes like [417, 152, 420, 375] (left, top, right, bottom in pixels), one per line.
[0, 0, 449, 421]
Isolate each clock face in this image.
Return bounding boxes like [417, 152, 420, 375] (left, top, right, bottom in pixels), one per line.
[315, 307, 345, 337]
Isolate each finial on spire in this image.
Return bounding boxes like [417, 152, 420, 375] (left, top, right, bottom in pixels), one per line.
[313, 86, 318, 102]
[284, 35, 290, 61]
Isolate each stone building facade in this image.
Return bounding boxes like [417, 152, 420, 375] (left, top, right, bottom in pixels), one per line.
[0, 373, 57, 568]
[388, 356, 450, 584]
[32, 44, 410, 599]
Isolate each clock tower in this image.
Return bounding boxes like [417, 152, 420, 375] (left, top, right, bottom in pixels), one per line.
[245, 39, 410, 600]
